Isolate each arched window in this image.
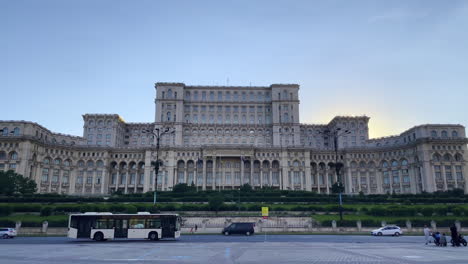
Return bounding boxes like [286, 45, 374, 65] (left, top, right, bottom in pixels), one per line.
[443, 154, 452, 162]
[64, 160, 71, 166]
[455, 153, 463, 162]
[2, 128, 8, 136]
[13, 127, 20, 136]
[97, 160, 104, 167]
[433, 153, 441, 162]
[350, 161, 357, 168]
[167, 89, 173, 98]
[54, 158, 61, 165]
[10, 152, 18, 160]
[87, 160, 94, 167]
[293, 161, 300, 167]
[452, 131, 458, 138]
[391, 160, 399, 167]
[431, 131, 437, 138]
[401, 159, 408, 166]
[44, 158, 51, 165]
[441, 131, 448, 138]
[382, 161, 388, 168]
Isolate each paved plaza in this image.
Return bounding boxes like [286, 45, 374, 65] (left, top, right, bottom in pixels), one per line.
[0, 235, 467, 264]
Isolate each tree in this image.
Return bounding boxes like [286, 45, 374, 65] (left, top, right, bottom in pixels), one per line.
[0, 170, 37, 196]
[240, 183, 252, 192]
[172, 183, 195, 193]
[331, 182, 344, 194]
[208, 194, 224, 213]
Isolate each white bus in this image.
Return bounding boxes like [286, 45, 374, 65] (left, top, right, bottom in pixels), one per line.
[67, 212, 181, 241]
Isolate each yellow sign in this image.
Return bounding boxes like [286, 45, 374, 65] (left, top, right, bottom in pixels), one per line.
[261, 207, 269, 217]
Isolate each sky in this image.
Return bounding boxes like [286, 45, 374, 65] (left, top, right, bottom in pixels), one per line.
[2, 0, 468, 139]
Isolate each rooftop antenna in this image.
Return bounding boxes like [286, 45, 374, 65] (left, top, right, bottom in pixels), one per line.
[226, 77, 230, 86]
[249, 82, 252, 87]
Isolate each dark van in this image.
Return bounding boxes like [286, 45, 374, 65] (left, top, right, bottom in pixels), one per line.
[222, 222, 255, 236]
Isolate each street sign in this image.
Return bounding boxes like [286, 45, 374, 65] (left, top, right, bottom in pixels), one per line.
[261, 207, 269, 219]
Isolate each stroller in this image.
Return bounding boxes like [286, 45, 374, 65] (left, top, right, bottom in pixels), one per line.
[450, 234, 468, 247]
[432, 232, 443, 246]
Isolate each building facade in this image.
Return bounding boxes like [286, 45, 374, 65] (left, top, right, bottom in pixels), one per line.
[1, 82, 468, 195]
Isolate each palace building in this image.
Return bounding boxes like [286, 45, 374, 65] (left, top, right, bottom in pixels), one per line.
[1, 82, 467, 195]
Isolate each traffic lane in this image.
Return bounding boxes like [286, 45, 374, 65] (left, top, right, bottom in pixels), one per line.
[0, 235, 426, 245]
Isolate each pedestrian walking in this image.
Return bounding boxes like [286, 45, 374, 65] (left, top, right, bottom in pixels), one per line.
[195, 224, 198, 232]
[450, 224, 459, 247]
[423, 225, 431, 245]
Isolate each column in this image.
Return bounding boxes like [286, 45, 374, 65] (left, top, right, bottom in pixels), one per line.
[184, 162, 187, 184]
[463, 163, 468, 194]
[269, 165, 273, 188]
[441, 165, 448, 191]
[305, 163, 311, 191]
[374, 170, 381, 194]
[260, 164, 263, 188]
[102, 168, 108, 195]
[408, 167, 417, 194]
[143, 152, 151, 192]
[325, 167, 330, 194]
[202, 161, 207, 190]
[251, 160, 255, 187]
[212, 157, 216, 190]
[453, 164, 458, 188]
[69, 168, 76, 195]
[240, 160, 244, 185]
[366, 171, 370, 194]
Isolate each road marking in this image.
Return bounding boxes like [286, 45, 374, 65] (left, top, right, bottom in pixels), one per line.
[404, 256, 423, 259]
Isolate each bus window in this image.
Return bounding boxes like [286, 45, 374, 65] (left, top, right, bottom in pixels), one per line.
[70, 216, 78, 228]
[96, 219, 109, 229]
[146, 219, 161, 229]
[130, 219, 145, 229]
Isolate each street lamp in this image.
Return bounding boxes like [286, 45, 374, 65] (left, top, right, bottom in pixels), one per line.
[318, 128, 351, 221]
[143, 127, 175, 205]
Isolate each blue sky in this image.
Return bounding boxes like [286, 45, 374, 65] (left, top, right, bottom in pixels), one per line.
[2, 0, 468, 138]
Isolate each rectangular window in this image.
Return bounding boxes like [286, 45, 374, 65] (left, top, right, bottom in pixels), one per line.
[146, 219, 161, 229]
[383, 171, 389, 184]
[41, 168, 49, 182]
[52, 169, 59, 183]
[139, 173, 145, 185]
[445, 166, 452, 180]
[111, 173, 117, 184]
[456, 166, 463, 180]
[62, 171, 69, 184]
[96, 171, 102, 184]
[120, 173, 127, 184]
[130, 173, 136, 184]
[434, 165, 442, 179]
[9, 163, 16, 169]
[392, 170, 399, 183]
[96, 219, 110, 229]
[130, 219, 145, 229]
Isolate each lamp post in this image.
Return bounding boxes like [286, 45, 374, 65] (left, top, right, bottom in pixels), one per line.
[143, 127, 174, 205]
[319, 128, 351, 221]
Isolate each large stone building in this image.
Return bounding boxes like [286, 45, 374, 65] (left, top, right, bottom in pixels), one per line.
[1, 82, 468, 195]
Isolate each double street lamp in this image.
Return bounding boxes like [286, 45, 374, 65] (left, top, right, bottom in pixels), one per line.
[318, 128, 351, 221]
[143, 127, 174, 205]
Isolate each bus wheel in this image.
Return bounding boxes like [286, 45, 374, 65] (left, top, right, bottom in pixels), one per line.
[93, 232, 104, 242]
[149, 232, 159, 241]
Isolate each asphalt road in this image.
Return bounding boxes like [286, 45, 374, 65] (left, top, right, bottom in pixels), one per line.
[1, 235, 467, 264]
[0, 234, 425, 245]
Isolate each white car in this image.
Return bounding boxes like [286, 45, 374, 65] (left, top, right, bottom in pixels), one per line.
[0, 228, 17, 239]
[371, 226, 403, 236]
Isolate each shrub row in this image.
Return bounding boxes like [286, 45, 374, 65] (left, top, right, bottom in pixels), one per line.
[320, 218, 468, 228]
